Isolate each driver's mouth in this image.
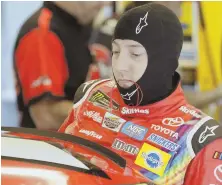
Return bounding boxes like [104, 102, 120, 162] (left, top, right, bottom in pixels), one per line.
[117, 79, 134, 88]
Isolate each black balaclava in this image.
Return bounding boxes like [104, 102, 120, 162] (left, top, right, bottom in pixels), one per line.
[113, 3, 183, 106]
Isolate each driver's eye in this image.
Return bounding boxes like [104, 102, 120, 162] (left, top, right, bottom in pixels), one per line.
[131, 53, 142, 57]
[131, 53, 140, 57]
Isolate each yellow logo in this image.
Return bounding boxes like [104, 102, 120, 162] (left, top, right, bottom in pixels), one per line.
[135, 143, 171, 176]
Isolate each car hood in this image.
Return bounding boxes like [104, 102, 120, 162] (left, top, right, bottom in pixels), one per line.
[1, 127, 152, 185]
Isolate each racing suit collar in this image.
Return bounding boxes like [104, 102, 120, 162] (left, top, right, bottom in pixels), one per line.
[120, 80, 187, 118]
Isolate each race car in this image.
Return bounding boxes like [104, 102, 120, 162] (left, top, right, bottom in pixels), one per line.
[1, 127, 154, 185]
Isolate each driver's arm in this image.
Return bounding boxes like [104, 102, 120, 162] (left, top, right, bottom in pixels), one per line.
[184, 119, 222, 184]
[15, 28, 72, 130]
[184, 138, 222, 185]
[58, 106, 75, 133]
[58, 79, 102, 133]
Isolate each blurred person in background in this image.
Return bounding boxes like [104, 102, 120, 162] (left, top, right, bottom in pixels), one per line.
[90, 1, 222, 110]
[13, 1, 105, 130]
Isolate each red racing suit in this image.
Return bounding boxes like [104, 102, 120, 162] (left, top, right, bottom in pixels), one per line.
[59, 79, 222, 185]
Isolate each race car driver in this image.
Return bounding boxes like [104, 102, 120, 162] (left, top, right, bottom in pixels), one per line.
[59, 3, 222, 185]
[90, 2, 222, 110]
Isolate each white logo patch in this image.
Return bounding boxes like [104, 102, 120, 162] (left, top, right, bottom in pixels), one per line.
[214, 164, 222, 183]
[136, 12, 149, 34]
[121, 88, 138, 101]
[198, 125, 219, 143]
[179, 106, 201, 119]
[83, 110, 103, 124]
[151, 124, 179, 139]
[79, 129, 102, 140]
[31, 76, 52, 88]
[162, 117, 184, 127]
[121, 107, 149, 115]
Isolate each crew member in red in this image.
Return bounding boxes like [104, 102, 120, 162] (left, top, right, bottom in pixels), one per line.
[59, 3, 222, 185]
[13, 2, 104, 130]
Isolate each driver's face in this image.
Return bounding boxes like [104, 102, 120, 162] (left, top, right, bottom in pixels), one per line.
[112, 39, 148, 88]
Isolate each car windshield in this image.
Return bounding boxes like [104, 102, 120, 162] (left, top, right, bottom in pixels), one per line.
[1, 127, 126, 168]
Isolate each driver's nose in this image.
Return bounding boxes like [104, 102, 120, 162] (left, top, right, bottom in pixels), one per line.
[114, 52, 130, 73]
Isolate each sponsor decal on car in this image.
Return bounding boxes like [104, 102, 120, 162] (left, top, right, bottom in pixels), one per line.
[121, 122, 148, 141]
[89, 90, 119, 110]
[151, 124, 179, 139]
[121, 107, 149, 115]
[83, 110, 103, 124]
[112, 138, 139, 155]
[79, 129, 102, 140]
[102, 112, 126, 132]
[147, 133, 180, 152]
[179, 106, 201, 119]
[135, 143, 171, 176]
[213, 151, 222, 160]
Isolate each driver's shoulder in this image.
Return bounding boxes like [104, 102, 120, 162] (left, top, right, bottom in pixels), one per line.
[73, 79, 114, 105]
[185, 108, 222, 158]
[176, 103, 222, 157]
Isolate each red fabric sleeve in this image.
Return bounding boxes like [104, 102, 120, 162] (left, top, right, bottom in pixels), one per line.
[15, 10, 68, 105]
[58, 108, 75, 133]
[184, 138, 222, 185]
